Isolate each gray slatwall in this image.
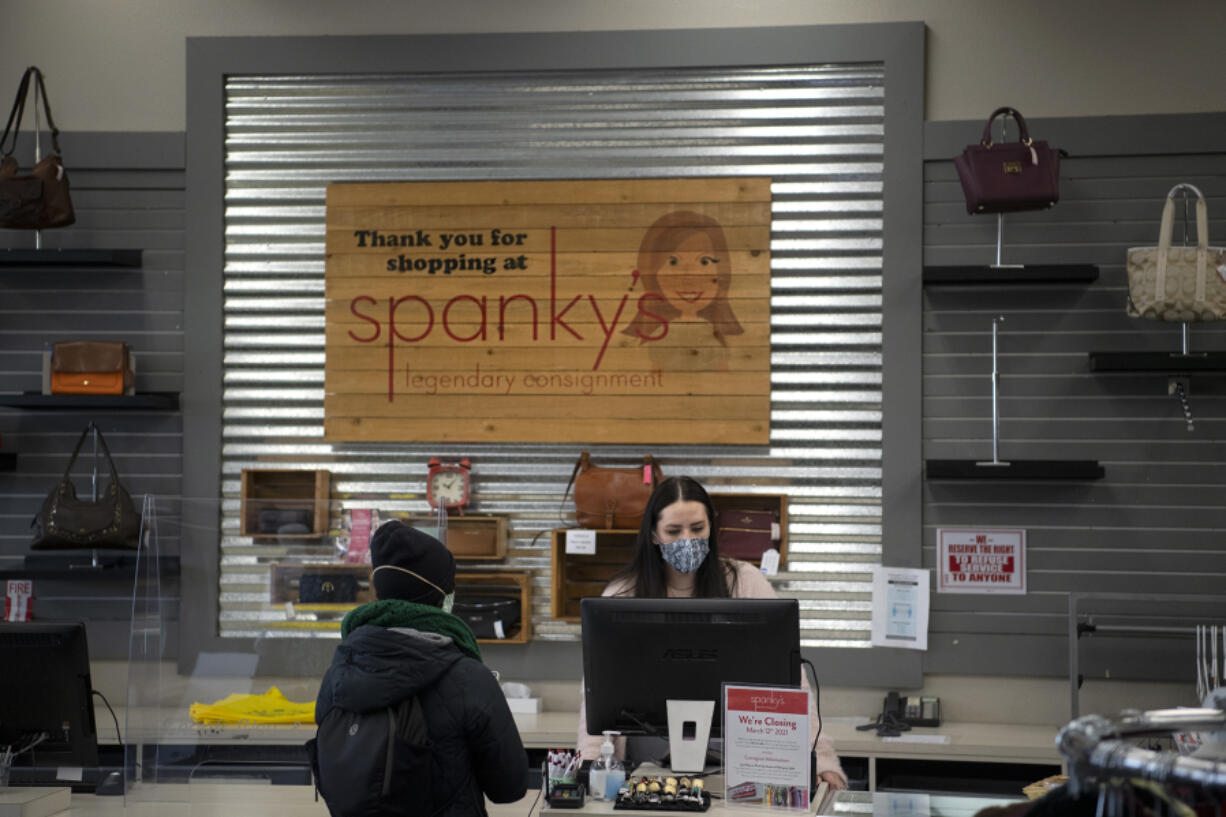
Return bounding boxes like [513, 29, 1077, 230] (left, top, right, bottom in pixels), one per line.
[922, 119, 1226, 681]
[216, 66, 888, 645]
[0, 133, 184, 657]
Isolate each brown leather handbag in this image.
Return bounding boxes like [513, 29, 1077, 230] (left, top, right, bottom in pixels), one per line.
[31, 423, 142, 551]
[953, 107, 1064, 215]
[565, 451, 662, 530]
[51, 341, 133, 395]
[0, 66, 75, 230]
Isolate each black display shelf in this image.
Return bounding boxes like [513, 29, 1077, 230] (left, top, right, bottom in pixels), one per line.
[0, 392, 179, 410]
[1088, 352, 1226, 372]
[0, 452, 15, 471]
[10, 554, 180, 577]
[0, 248, 142, 267]
[923, 264, 1099, 284]
[926, 459, 1105, 480]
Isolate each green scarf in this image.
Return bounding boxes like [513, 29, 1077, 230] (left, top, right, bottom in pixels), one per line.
[341, 599, 482, 662]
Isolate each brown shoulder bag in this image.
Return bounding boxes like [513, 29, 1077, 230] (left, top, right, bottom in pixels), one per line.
[565, 451, 662, 530]
[0, 66, 75, 230]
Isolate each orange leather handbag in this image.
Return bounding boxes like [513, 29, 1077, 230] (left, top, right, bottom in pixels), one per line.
[50, 341, 133, 395]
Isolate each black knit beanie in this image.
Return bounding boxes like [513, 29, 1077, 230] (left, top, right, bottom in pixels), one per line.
[370, 520, 456, 606]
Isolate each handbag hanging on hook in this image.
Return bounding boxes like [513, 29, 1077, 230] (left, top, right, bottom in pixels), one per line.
[0, 65, 75, 230]
[30, 423, 142, 550]
[1126, 183, 1226, 322]
[953, 107, 1065, 215]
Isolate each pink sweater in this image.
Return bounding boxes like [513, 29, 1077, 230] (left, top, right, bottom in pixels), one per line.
[575, 559, 847, 787]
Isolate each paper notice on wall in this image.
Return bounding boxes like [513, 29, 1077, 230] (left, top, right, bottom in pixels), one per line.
[5, 579, 33, 621]
[870, 566, 929, 651]
[565, 528, 597, 555]
[937, 528, 1026, 594]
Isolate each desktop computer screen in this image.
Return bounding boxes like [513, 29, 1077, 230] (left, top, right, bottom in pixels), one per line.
[581, 597, 801, 739]
[0, 620, 99, 777]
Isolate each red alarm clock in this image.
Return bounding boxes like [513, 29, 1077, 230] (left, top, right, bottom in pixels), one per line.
[426, 457, 472, 512]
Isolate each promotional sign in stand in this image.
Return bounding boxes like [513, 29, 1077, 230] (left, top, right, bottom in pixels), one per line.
[723, 684, 811, 810]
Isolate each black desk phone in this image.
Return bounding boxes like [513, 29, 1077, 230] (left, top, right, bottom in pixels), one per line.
[883, 690, 941, 727]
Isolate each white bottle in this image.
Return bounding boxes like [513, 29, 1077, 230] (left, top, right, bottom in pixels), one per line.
[601, 732, 626, 800]
[589, 733, 612, 800]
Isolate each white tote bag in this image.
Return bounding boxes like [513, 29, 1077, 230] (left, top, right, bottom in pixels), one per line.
[1126, 183, 1226, 321]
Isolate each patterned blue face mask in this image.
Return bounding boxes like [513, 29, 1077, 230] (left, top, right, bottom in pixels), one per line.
[658, 537, 710, 574]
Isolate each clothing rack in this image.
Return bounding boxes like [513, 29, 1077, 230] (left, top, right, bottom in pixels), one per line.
[1059, 707, 1226, 797]
[1068, 592, 1225, 718]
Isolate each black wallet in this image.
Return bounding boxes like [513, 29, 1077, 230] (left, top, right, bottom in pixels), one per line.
[299, 574, 357, 603]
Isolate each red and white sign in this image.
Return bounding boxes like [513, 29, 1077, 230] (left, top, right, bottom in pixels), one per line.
[5, 579, 33, 621]
[937, 528, 1026, 594]
[723, 684, 811, 809]
[345, 509, 373, 564]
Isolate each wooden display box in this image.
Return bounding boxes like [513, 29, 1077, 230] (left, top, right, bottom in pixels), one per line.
[455, 570, 533, 644]
[240, 469, 331, 539]
[404, 514, 508, 560]
[269, 562, 374, 605]
[709, 492, 789, 565]
[550, 529, 637, 622]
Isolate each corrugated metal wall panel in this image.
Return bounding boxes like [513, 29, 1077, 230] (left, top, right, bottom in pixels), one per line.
[219, 65, 886, 644]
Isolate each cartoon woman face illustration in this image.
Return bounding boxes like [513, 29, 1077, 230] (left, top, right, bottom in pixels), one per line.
[623, 210, 744, 344]
[655, 230, 721, 319]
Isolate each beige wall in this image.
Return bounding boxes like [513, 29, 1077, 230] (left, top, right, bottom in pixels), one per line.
[2, 0, 1224, 131]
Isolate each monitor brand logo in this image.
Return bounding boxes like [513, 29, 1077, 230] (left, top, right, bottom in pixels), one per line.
[661, 647, 718, 661]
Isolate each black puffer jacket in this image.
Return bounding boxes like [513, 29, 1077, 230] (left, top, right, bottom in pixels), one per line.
[315, 624, 528, 817]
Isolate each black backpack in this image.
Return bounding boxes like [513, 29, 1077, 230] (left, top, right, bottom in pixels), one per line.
[307, 693, 447, 817]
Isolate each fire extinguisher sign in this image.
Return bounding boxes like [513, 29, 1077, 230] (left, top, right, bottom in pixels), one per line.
[937, 528, 1026, 595]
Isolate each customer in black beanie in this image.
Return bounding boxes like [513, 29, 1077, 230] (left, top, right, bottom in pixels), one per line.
[312, 520, 528, 817]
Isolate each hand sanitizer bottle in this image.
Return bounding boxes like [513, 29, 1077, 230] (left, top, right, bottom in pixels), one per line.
[589, 733, 612, 800]
[602, 732, 626, 800]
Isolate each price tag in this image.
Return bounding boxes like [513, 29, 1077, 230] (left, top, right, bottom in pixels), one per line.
[759, 548, 781, 576]
[565, 528, 597, 555]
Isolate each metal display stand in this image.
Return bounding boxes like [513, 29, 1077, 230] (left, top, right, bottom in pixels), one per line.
[925, 317, 1104, 480]
[1068, 592, 1226, 718]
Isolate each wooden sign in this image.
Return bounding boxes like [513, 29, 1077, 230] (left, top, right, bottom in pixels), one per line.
[324, 178, 771, 444]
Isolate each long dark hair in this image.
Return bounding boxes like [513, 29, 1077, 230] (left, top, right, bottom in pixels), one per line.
[609, 476, 736, 599]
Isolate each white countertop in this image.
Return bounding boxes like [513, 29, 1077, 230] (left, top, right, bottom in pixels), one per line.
[102, 706, 1062, 766]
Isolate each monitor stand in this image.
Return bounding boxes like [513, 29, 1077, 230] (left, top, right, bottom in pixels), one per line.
[666, 699, 715, 773]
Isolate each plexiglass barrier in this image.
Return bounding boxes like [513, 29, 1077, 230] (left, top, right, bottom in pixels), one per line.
[122, 495, 327, 807]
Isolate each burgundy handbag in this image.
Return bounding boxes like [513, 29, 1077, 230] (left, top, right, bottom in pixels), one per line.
[953, 107, 1064, 215]
[716, 508, 778, 563]
[564, 451, 662, 529]
[0, 66, 75, 230]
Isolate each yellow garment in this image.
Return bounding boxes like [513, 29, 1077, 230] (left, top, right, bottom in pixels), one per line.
[189, 686, 315, 725]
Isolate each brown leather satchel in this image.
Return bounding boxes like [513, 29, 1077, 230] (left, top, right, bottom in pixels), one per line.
[565, 451, 662, 530]
[0, 66, 75, 230]
[51, 341, 133, 395]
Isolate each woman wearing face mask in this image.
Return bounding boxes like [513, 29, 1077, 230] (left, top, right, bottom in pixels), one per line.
[575, 476, 847, 791]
